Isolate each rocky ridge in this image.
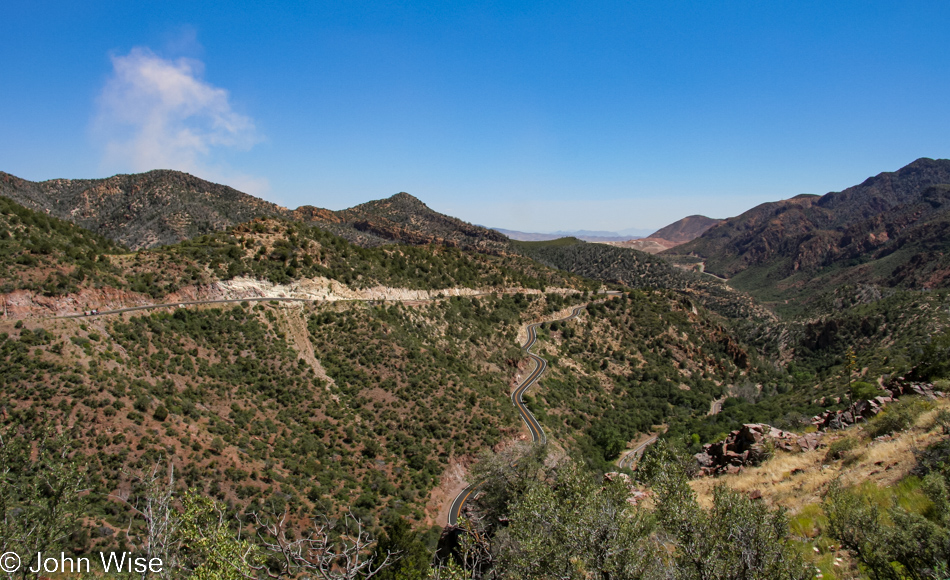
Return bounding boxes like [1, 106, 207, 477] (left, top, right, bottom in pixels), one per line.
[665, 158, 950, 303]
[694, 424, 823, 476]
[0, 171, 511, 254]
[0, 170, 286, 250]
[694, 379, 946, 476]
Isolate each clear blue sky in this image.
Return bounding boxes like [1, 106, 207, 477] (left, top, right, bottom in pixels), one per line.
[4, 1, 950, 233]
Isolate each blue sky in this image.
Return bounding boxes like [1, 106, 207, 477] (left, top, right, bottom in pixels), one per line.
[4, 1, 950, 233]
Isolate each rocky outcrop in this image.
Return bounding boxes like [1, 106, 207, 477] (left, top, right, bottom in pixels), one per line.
[810, 381, 943, 430]
[695, 424, 823, 476]
[696, 379, 946, 476]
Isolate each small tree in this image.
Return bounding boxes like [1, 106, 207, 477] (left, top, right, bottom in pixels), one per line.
[643, 441, 810, 580]
[177, 491, 261, 580]
[466, 442, 547, 530]
[497, 462, 655, 579]
[0, 421, 87, 577]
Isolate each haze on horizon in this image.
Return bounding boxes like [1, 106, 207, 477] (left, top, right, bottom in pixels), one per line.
[4, 1, 950, 233]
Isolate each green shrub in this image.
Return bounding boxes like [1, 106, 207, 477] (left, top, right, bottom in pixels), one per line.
[934, 409, 950, 435]
[824, 436, 859, 462]
[867, 398, 933, 437]
[851, 381, 881, 400]
[824, 480, 950, 579]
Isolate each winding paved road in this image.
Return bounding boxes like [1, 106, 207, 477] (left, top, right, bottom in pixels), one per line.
[448, 305, 586, 526]
[616, 434, 659, 471]
[513, 306, 585, 445]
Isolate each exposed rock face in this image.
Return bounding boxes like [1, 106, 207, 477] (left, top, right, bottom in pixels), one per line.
[1, 275, 578, 319]
[695, 424, 823, 476]
[810, 381, 942, 430]
[597, 237, 681, 254]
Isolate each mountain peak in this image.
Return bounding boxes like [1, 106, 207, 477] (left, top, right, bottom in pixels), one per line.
[390, 191, 421, 202]
[0, 169, 284, 249]
[649, 215, 722, 244]
[384, 191, 431, 211]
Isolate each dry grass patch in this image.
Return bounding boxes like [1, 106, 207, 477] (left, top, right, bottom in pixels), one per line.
[690, 397, 950, 514]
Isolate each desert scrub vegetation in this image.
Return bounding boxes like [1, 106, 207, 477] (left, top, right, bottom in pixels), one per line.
[516, 289, 800, 469]
[866, 398, 935, 438]
[156, 218, 590, 292]
[0, 194, 127, 295]
[746, 288, 950, 399]
[1, 193, 592, 302]
[687, 397, 950, 580]
[823, 467, 950, 579]
[511, 237, 769, 321]
[0, 292, 588, 552]
[0, 424, 414, 580]
[450, 441, 811, 580]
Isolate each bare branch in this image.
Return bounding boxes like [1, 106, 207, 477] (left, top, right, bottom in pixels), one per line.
[251, 509, 398, 580]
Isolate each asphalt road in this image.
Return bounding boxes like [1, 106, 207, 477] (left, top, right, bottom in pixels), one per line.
[512, 306, 585, 445]
[616, 434, 659, 471]
[59, 296, 313, 318]
[448, 304, 585, 526]
[56, 292, 505, 320]
[447, 483, 480, 527]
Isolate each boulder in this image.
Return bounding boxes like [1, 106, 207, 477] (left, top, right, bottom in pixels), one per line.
[695, 423, 824, 476]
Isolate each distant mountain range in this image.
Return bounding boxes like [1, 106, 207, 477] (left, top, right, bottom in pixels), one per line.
[5, 157, 950, 308]
[490, 228, 642, 243]
[0, 167, 710, 257]
[491, 220, 714, 245]
[600, 215, 723, 254]
[665, 157, 950, 304]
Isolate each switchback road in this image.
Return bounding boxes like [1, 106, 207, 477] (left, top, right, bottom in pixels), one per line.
[448, 305, 586, 526]
[513, 306, 585, 445]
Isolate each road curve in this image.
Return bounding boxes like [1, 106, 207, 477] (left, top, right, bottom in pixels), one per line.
[448, 305, 585, 526]
[513, 306, 585, 445]
[616, 434, 659, 471]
